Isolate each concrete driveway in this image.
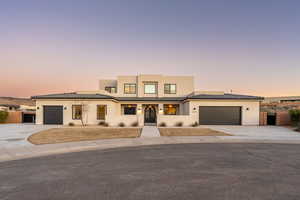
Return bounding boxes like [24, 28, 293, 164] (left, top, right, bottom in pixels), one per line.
[0, 124, 60, 148]
[1, 143, 300, 200]
[205, 125, 300, 141]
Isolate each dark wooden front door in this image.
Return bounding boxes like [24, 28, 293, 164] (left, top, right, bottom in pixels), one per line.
[144, 106, 156, 123]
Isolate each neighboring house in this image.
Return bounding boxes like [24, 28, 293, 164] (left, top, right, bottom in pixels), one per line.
[32, 74, 263, 126]
[264, 96, 300, 103]
[0, 103, 36, 124]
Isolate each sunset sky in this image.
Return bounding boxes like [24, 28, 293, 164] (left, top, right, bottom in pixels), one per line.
[1, 0, 299, 98]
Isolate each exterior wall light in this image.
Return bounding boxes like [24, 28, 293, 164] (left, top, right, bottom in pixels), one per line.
[246, 108, 250, 111]
[37, 107, 40, 110]
[64, 107, 67, 110]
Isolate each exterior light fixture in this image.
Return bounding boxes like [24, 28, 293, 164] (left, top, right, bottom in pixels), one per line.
[193, 107, 196, 111]
[37, 107, 40, 110]
[64, 107, 67, 110]
[246, 108, 250, 111]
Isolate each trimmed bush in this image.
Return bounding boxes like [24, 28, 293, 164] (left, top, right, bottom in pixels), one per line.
[68, 122, 75, 126]
[98, 121, 106, 126]
[0, 111, 9, 123]
[131, 121, 139, 127]
[191, 122, 199, 127]
[289, 109, 300, 126]
[118, 122, 125, 127]
[175, 122, 183, 127]
[103, 122, 109, 127]
[158, 122, 167, 127]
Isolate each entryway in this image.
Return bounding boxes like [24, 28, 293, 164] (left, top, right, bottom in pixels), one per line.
[144, 104, 157, 126]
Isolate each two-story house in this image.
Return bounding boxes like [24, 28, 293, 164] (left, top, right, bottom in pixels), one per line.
[32, 74, 263, 126]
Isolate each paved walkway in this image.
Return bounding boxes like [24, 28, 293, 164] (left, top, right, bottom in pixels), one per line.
[141, 126, 160, 137]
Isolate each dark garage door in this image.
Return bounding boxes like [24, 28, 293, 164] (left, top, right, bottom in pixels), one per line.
[43, 106, 63, 125]
[199, 106, 241, 125]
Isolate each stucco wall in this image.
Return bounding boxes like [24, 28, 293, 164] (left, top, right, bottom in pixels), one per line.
[187, 100, 260, 125]
[36, 99, 261, 126]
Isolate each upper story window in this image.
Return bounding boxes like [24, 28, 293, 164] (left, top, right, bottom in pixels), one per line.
[124, 83, 136, 94]
[72, 105, 82, 120]
[144, 83, 157, 94]
[164, 84, 176, 94]
[105, 86, 116, 93]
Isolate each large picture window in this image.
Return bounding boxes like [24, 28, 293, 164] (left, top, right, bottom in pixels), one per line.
[124, 83, 136, 94]
[144, 83, 157, 94]
[72, 105, 82, 120]
[122, 104, 137, 115]
[97, 105, 107, 120]
[163, 104, 179, 115]
[164, 84, 176, 94]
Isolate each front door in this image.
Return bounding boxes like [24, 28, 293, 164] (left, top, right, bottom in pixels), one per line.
[144, 105, 157, 124]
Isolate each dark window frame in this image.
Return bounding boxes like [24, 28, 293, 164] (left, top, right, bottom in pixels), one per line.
[122, 104, 137, 115]
[97, 105, 107, 120]
[105, 86, 117, 93]
[72, 105, 83, 120]
[124, 83, 136, 94]
[144, 83, 157, 94]
[164, 84, 177, 94]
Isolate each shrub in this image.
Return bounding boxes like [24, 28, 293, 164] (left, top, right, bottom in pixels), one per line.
[131, 121, 139, 127]
[68, 122, 75, 126]
[98, 121, 106, 126]
[118, 122, 125, 127]
[158, 122, 167, 127]
[0, 111, 8, 123]
[191, 122, 199, 127]
[289, 109, 300, 126]
[175, 122, 183, 127]
[103, 122, 109, 127]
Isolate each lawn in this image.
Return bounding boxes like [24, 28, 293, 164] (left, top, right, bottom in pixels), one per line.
[28, 127, 142, 145]
[159, 127, 231, 136]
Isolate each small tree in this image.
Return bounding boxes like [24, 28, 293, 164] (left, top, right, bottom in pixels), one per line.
[289, 109, 300, 126]
[0, 111, 9, 123]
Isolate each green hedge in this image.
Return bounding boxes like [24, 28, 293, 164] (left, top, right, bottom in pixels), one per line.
[289, 109, 300, 126]
[0, 111, 9, 123]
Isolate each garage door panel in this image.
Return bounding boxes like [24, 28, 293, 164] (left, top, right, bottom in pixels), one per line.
[199, 106, 241, 125]
[43, 106, 63, 125]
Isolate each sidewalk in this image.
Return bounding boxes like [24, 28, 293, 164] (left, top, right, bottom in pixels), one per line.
[141, 126, 160, 137]
[1, 135, 300, 163]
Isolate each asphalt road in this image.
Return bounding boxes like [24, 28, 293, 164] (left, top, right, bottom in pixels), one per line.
[1, 143, 300, 200]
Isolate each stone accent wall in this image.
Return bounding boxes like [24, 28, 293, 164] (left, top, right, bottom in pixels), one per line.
[276, 111, 291, 126]
[259, 112, 267, 126]
[5, 111, 22, 123]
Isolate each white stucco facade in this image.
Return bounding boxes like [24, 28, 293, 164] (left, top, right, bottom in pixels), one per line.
[33, 74, 263, 126]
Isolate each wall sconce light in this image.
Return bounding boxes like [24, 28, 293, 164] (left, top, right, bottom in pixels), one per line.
[36, 107, 40, 110]
[137, 107, 142, 114]
[246, 108, 250, 111]
[64, 107, 67, 110]
[193, 107, 196, 111]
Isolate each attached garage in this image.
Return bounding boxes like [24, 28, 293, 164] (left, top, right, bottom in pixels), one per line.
[43, 106, 63, 125]
[199, 106, 241, 125]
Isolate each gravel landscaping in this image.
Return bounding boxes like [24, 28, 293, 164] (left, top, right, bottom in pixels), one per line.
[28, 127, 142, 145]
[159, 127, 231, 136]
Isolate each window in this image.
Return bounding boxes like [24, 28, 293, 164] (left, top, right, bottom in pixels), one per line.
[124, 83, 136, 94]
[164, 84, 176, 94]
[122, 104, 137, 115]
[105, 87, 116, 93]
[97, 105, 107, 120]
[164, 104, 179, 115]
[72, 105, 82, 120]
[144, 83, 157, 94]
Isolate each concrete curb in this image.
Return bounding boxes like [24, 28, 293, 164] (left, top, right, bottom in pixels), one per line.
[1, 136, 300, 163]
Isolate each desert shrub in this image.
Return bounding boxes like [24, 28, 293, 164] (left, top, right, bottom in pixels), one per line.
[289, 109, 300, 126]
[158, 122, 167, 127]
[175, 122, 183, 127]
[103, 122, 109, 127]
[0, 111, 8, 123]
[191, 122, 199, 127]
[98, 121, 106, 126]
[68, 122, 75, 126]
[131, 121, 139, 127]
[118, 122, 125, 127]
